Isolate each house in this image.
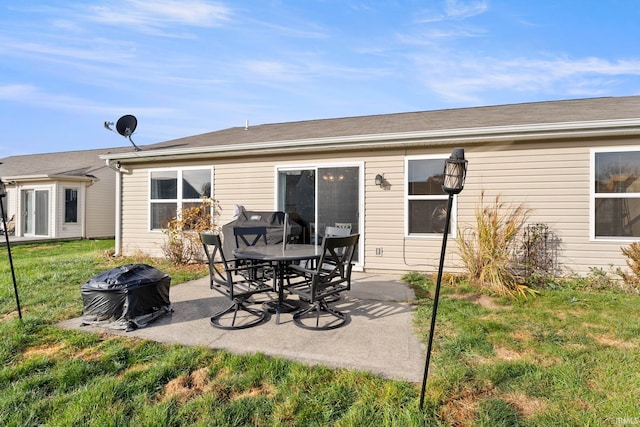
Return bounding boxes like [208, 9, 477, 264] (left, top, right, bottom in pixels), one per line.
[0, 148, 129, 240]
[100, 96, 640, 276]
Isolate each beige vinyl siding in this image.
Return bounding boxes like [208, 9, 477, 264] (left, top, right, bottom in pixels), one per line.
[85, 167, 117, 238]
[458, 138, 639, 276]
[118, 135, 640, 276]
[121, 163, 161, 256]
[214, 161, 277, 225]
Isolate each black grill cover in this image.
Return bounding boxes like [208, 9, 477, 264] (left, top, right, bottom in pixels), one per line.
[221, 210, 303, 259]
[81, 264, 171, 331]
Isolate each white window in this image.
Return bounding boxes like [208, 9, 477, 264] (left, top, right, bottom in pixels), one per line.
[592, 148, 640, 240]
[149, 168, 212, 230]
[64, 188, 78, 223]
[405, 156, 451, 236]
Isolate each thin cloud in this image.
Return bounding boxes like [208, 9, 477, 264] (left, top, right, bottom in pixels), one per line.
[396, 27, 486, 45]
[0, 84, 174, 116]
[256, 21, 329, 40]
[415, 0, 488, 23]
[413, 54, 640, 103]
[444, 0, 488, 19]
[0, 36, 135, 65]
[87, 0, 232, 28]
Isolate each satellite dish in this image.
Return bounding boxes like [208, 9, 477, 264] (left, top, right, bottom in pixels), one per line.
[108, 114, 140, 151]
[116, 114, 137, 137]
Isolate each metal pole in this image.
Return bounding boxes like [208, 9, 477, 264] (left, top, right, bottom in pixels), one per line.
[419, 193, 454, 410]
[0, 196, 22, 321]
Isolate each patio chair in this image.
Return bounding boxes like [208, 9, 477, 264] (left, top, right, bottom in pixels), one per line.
[233, 226, 271, 280]
[233, 226, 268, 248]
[287, 234, 360, 330]
[324, 225, 351, 238]
[200, 233, 273, 330]
[0, 214, 15, 235]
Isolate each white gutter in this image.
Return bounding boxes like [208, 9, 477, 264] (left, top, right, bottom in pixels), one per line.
[3, 174, 96, 182]
[99, 118, 640, 162]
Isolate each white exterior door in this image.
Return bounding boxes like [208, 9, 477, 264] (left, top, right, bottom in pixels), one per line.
[22, 189, 49, 236]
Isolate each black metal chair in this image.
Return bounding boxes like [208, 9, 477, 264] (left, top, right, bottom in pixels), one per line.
[233, 226, 268, 248]
[200, 233, 273, 329]
[287, 234, 359, 330]
[233, 226, 270, 280]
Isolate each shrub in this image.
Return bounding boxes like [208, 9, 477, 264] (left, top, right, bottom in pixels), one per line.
[618, 243, 640, 294]
[456, 192, 537, 298]
[161, 198, 219, 265]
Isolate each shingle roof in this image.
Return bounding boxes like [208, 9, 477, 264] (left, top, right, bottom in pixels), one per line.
[0, 147, 130, 180]
[142, 96, 640, 152]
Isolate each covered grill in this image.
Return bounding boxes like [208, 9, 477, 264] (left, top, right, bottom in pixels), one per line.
[81, 263, 172, 331]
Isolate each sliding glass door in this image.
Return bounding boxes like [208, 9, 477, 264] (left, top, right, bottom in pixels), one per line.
[22, 189, 49, 236]
[277, 164, 361, 263]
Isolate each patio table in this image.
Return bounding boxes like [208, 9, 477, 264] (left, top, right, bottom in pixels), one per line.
[233, 244, 321, 324]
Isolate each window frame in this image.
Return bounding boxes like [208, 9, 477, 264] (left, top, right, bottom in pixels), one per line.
[63, 187, 79, 224]
[404, 154, 457, 238]
[275, 161, 364, 267]
[148, 166, 213, 231]
[590, 146, 640, 242]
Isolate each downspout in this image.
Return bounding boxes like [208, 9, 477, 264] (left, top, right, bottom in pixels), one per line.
[82, 184, 87, 238]
[106, 159, 122, 256]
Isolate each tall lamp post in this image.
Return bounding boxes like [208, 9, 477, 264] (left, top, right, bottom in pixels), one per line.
[419, 148, 468, 410]
[0, 179, 22, 321]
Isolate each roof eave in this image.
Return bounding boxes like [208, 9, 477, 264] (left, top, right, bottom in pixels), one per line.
[2, 174, 97, 183]
[100, 118, 640, 163]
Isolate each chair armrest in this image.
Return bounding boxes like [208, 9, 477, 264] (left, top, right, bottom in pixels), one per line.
[288, 264, 315, 276]
[227, 260, 272, 274]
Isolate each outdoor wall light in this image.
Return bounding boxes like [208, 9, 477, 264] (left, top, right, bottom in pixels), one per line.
[374, 173, 384, 187]
[419, 147, 468, 410]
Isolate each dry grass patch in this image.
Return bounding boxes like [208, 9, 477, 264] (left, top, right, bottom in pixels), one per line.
[162, 367, 211, 403]
[117, 363, 152, 378]
[74, 347, 104, 362]
[161, 367, 276, 404]
[590, 334, 636, 349]
[449, 293, 507, 310]
[23, 244, 63, 252]
[23, 342, 66, 359]
[494, 347, 522, 361]
[502, 391, 547, 418]
[1, 310, 22, 322]
[231, 384, 276, 400]
[439, 386, 494, 426]
[511, 330, 533, 343]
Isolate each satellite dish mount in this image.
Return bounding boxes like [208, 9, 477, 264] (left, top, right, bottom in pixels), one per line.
[104, 114, 140, 151]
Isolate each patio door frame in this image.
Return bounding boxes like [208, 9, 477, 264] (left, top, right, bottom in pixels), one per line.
[21, 187, 51, 237]
[275, 161, 364, 268]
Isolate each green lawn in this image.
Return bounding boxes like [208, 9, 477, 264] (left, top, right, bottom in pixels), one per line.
[0, 240, 638, 426]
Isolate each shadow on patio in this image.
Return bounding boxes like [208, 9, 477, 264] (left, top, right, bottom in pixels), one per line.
[59, 272, 426, 383]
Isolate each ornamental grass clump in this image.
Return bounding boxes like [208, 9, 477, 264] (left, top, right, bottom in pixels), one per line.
[456, 192, 536, 298]
[619, 242, 640, 294]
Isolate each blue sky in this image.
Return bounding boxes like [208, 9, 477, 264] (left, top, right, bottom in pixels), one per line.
[1, 0, 639, 155]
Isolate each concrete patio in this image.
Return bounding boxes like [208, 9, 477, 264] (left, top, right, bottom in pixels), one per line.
[59, 272, 426, 383]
